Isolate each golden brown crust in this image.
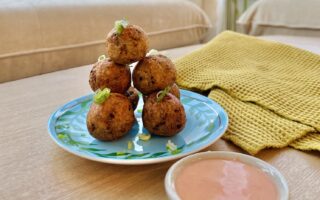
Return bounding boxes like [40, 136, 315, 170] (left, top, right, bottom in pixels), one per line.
[133, 55, 177, 95]
[89, 59, 131, 94]
[106, 25, 149, 65]
[142, 93, 186, 136]
[125, 86, 139, 110]
[86, 93, 135, 141]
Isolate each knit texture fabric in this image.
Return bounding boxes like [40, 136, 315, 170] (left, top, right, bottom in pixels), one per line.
[175, 31, 320, 155]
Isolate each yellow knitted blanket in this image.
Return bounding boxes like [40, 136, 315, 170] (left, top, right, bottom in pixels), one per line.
[175, 31, 320, 155]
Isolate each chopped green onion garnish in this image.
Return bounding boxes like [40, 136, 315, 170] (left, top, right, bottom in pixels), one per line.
[128, 141, 134, 150]
[171, 149, 182, 155]
[147, 49, 160, 56]
[115, 19, 128, 35]
[156, 86, 171, 102]
[166, 140, 178, 154]
[98, 55, 107, 62]
[138, 133, 151, 141]
[94, 88, 111, 104]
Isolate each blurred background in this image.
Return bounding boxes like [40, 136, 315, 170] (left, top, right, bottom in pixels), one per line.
[1, 0, 319, 83]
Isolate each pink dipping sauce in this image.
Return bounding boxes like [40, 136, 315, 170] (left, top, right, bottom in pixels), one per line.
[175, 158, 278, 200]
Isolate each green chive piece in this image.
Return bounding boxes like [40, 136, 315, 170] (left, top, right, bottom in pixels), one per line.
[115, 19, 128, 35]
[94, 88, 111, 104]
[127, 141, 134, 150]
[171, 149, 182, 155]
[98, 55, 107, 62]
[156, 86, 171, 102]
[138, 133, 151, 141]
[166, 140, 179, 154]
[147, 49, 159, 56]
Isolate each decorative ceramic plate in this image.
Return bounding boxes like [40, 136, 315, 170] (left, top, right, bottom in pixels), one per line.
[48, 90, 228, 165]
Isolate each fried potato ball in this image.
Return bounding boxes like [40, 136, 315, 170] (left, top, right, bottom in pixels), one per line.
[142, 93, 186, 136]
[87, 93, 135, 141]
[125, 86, 139, 111]
[106, 24, 148, 65]
[133, 55, 176, 95]
[89, 59, 131, 94]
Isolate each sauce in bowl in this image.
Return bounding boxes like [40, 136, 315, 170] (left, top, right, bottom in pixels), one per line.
[175, 158, 278, 200]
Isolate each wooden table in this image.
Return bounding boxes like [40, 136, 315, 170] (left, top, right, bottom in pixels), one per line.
[1, 61, 320, 200]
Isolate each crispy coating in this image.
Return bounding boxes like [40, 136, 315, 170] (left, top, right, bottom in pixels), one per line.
[106, 25, 148, 65]
[133, 55, 177, 95]
[87, 93, 135, 141]
[125, 86, 139, 110]
[89, 59, 131, 94]
[142, 93, 186, 136]
[143, 83, 180, 102]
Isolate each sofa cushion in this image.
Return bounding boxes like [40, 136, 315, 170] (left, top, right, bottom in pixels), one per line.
[259, 35, 320, 55]
[237, 0, 320, 37]
[0, 0, 211, 83]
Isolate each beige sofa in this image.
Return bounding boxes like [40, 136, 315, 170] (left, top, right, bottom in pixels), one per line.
[1, 1, 320, 199]
[0, 0, 216, 83]
[237, 0, 320, 38]
[236, 0, 320, 56]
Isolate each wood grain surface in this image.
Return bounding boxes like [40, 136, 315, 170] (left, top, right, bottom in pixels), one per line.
[0, 53, 319, 200]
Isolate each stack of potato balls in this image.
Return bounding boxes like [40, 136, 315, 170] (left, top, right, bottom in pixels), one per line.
[86, 20, 186, 141]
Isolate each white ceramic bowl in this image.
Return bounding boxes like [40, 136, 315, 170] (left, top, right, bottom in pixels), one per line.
[165, 151, 289, 200]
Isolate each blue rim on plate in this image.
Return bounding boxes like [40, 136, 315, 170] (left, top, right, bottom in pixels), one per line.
[47, 89, 228, 165]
